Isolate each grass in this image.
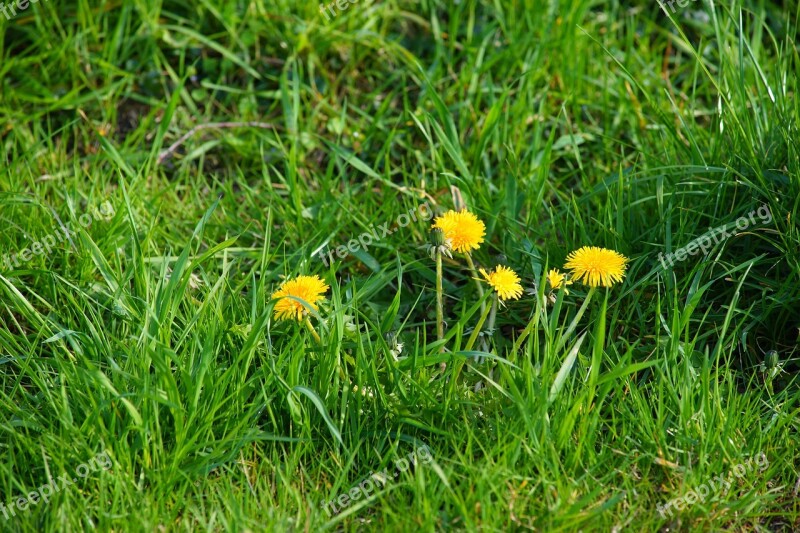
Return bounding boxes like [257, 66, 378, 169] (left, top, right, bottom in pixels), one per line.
[1, 0, 799, 531]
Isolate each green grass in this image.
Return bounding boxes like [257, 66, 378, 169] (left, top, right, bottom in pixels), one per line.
[1, 0, 799, 531]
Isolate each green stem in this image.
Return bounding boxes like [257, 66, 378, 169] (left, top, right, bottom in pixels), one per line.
[465, 293, 494, 352]
[554, 287, 596, 351]
[435, 250, 444, 353]
[487, 294, 498, 338]
[305, 317, 321, 343]
[511, 311, 539, 360]
[479, 292, 498, 354]
[512, 286, 596, 358]
[465, 253, 486, 316]
[450, 292, 494, 389]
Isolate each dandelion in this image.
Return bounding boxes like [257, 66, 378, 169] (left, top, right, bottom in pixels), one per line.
[464, 265, 523, 363]
[479, 265, 524, 301]
[546, 268, 573, 293]
[432, 209, 486, 254]
[271, 275, 330, 322]
[433, 209, 488, 317]
[564, 246, 629, 288]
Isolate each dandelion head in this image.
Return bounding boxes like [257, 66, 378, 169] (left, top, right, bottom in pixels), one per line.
[432, 209, 486, 254]
[547, 268, 573, 293]
[479, 265, 524, 301]
[564, 246, 629, 288]
[271, 275, 330, 321]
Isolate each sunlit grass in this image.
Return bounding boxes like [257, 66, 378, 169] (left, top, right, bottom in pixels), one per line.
[0, 0, 798, 531]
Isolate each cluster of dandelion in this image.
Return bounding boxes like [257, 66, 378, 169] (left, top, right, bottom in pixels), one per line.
[268, 207, 629, 350]
[544, 246, 629, 301]
[428, 209, 629, 354]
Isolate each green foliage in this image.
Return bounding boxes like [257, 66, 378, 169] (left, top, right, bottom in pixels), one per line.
[0, 0, 798, 530]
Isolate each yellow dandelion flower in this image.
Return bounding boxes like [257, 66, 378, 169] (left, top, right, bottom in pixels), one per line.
[479, 265, 524, 301]
[564, 246, 629, 288]
[432, 209, 486, 254]
[547, 268, 573, 293]
[271, 275, 330, 321]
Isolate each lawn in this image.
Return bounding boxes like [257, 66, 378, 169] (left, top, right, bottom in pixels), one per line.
[1, 0, 799, 531]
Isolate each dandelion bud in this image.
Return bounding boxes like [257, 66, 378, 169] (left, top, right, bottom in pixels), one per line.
[430, 228, 446, 247]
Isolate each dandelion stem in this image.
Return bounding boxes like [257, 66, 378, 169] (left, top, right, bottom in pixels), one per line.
[465, 253, 486, 316]
[449, 292, 494, 388]
[554, 287, 596, 353]
[480, 294, 497, 356]
[435, 249, 445, 352]
[465, 293, 494, 352]
[487, 294, 498, 337]
[511, 288, 596, 358]
[305, 317, 321, 343]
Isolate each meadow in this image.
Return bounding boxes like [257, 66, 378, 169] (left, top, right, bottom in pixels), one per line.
[0, 0, 799, 531]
